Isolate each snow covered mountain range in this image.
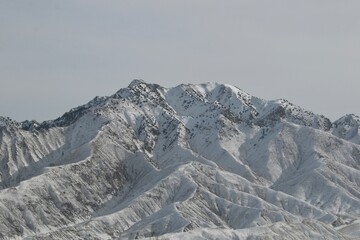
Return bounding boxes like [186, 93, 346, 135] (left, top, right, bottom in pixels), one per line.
[0, 80, 359, 239]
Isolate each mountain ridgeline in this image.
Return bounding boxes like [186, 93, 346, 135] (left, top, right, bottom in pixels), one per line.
[0, 80, 359, 239]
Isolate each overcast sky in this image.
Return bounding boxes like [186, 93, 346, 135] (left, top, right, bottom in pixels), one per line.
[1, 1, 360, 122]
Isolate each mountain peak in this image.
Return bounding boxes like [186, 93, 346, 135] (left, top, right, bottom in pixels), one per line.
[335, 113, 360, 124]
[0, 80, 359, 239]
[128, 79, 146, 88]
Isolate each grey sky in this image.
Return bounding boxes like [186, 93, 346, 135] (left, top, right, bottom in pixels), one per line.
[1, 1, 360, 122]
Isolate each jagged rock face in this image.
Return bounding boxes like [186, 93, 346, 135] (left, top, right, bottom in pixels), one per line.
[0, 80, 359, 239]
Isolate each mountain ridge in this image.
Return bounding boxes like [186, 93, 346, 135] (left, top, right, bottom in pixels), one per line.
[0, 80, 359, 239]
[0, 79, 356, 131]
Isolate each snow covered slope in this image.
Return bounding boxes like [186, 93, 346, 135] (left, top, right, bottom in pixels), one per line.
[0, 80, 359, 239]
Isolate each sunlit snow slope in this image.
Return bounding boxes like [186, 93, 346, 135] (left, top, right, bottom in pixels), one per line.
[0, 80, 359, 239]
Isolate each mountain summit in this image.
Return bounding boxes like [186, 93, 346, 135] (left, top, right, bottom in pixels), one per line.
[0, 81, 359, 239]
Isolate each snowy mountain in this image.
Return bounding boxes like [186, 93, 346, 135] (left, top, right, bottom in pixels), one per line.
[0, 80, 359, 239]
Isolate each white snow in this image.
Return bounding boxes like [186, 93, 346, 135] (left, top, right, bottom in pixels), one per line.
[0, 80, 359, 239]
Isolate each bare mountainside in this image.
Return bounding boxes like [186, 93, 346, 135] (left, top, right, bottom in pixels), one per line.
[0, 80, 359, 239]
